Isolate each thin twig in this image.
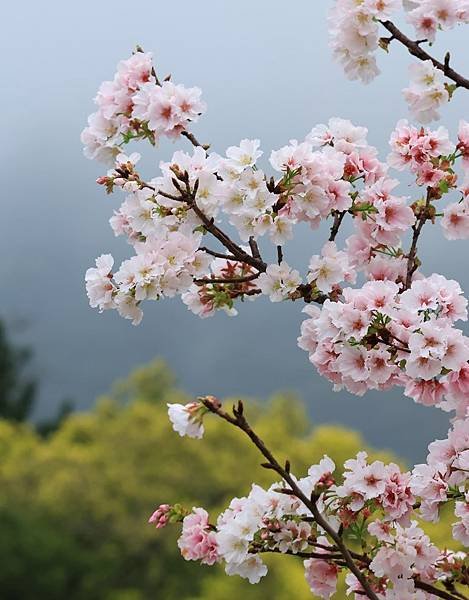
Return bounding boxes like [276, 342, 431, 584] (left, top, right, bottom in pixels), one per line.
[199, 247, 238, 261]
[256, 546, 346, 564]
[277, 246, 283, 265]
[181, 130, 210, 151]
[194, 273, 260, 285]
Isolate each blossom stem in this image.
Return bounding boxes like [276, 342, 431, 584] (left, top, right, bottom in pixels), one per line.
[414, 580, 468, 600]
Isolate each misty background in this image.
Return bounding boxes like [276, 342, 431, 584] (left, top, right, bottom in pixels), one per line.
[2, 0, 468, 462]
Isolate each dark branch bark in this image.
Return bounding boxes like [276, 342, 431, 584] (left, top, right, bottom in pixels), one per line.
[329, 211, 347, 242]
[249, 237, 262, 261]
[277, 245, 283, 264]
[404, 188, 432, 290]
[181, 129, 210, 151]
[189, 199, 267, 272]
[194, 273, 260, 285]
[380, 21, 469, 90]
[414, 580, 468, 600]
[199, 247, 238, 261]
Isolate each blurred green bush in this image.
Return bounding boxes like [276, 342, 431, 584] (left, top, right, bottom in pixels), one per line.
[0, 359, 456, 599]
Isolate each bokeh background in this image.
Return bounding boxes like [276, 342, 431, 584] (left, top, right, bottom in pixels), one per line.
[1, 0, 468, 597]
[2, 0, 468, 461]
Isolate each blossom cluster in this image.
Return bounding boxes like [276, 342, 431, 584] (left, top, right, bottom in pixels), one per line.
[388, 119, 469, 239]
[85, 114, 421, 317]
[82, 40, 469, 599]
[403, 61, 450, 123]
[411, 416, 469, 531]
[83, 59, 469, 409]
[298, 275, 469, 416]
[155, 402, 468, 598]
[328, 0, 400, 84]
[81, 51, 205, 163]
[406, 0, 469, 42]
[85, 228, 211, 325]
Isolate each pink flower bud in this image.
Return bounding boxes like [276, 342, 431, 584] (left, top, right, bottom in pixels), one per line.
[149, 504, 171, 528]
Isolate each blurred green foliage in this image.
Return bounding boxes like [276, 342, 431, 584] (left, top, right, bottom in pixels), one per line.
[0, 321, 36, 422]
[0, 359, 457, 599]
[0, 319, 73, 434]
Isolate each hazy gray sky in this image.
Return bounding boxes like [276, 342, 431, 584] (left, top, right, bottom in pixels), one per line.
[2, 1, 468, 461]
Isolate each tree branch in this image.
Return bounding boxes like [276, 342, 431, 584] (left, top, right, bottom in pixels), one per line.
[181, 129, 210, 151]
[414, 580, 468, 600]
[199, 247, 238, 261]
[200, 399, 381, 600]
[404, 187, 432, 289]
[199, 399, 466, 600]
[329, 210, 347, 242]
[277, 245, 283, 265]
[256, 546, 347, 564]
[380, 21, 469, 90]
[194, 273, 260, 285]
[189, 198, 267, 272]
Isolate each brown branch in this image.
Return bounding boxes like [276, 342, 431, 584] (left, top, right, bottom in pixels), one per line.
[189, 200, 267, 272]
[376, 335, 411, 354]
[199, 399, 466, 600]
[249, 237, 261, 261]
[329, 210, 347, 242]
[277, 245, 283, 265]
[238, 288, 262, 297]
[156, 189, 182, 201]
[181, 129, 210, 151]
[132, 173, 267, 273]
[200, 399, 381, 600]
[199, 247, 238, 261]
[122, 173, 329, 305]
[289, 284, 328, 304]
[414, 580, 468, 600]
[404, 188, 432, 290]
[194, 273, 260, 285]
[256, 546, 347, 565]
[380, 21, 469, 90]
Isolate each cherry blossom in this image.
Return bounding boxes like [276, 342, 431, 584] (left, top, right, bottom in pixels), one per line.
[177, 507, 219, 565]
[257, 262, 302, 302]
[167, 401, 207, 439]
[403, 61, 449, 123]
[82, 34, 469, 599]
